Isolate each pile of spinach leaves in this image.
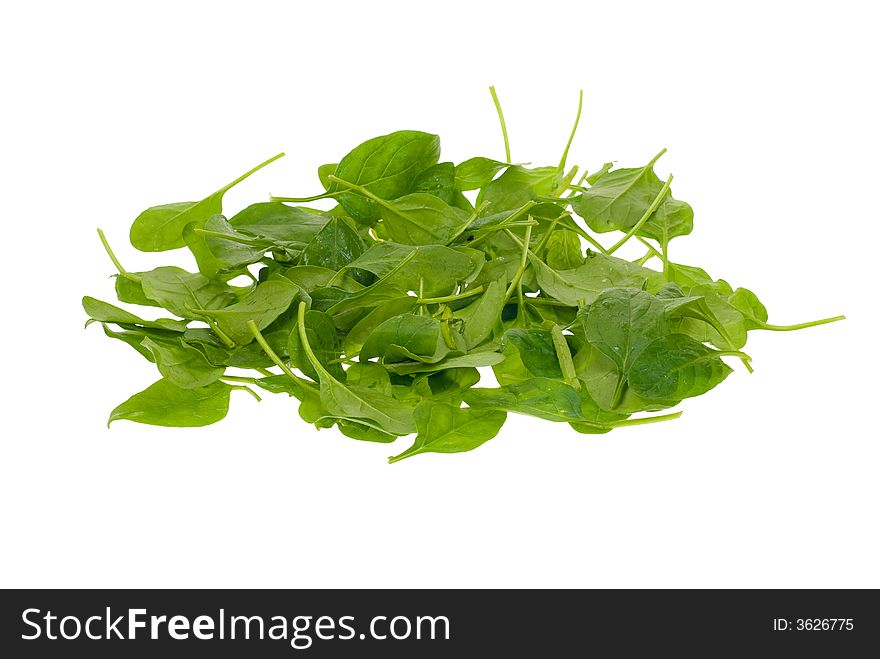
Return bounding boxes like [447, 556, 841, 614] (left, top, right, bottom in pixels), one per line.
[84, 88, 843, 462]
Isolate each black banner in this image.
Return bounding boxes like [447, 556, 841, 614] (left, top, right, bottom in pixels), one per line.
[1, 589, 877, 656]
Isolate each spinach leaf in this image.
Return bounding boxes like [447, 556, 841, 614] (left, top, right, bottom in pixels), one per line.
[329, 130, 441, 224]
[139, 266, 237, 319]
[454, 157, 510, 191]
[87, 89, 844, 460]
[388, 401, 506, 463]
[477, 165, 560, 213]
[108, 379, 234, 427]
[300, 216, 365, 271]
[544, 229, 584, 270]
[141, 336, 225, 389]
[229, 202, 329, 243]
[360, 313, 449, 364]
[504, 328, 564, 379]
[580, 288, 669, 407]
[83, 296, 188, 332]
[412, 162, 456, 203]
[130, 153, 284, 251]
[197, 280, 299, 345]
[628, 334, 736, 401]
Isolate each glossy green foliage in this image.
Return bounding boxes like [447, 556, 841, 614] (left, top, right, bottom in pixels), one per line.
[328, 130, 441, 224]
[85, 88, 842, 461]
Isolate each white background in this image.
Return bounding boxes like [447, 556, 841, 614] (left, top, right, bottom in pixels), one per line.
[1, 0, 877, 588]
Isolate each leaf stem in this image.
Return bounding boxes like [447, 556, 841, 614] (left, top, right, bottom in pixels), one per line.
[221, 152, 285, 193]
[553, 165, 580, 197]
[270, 192, 337, 203]
[489, 85, 511, 162]
[221, 375, 258, 384]
[504, 224, 533, 302]
[97, 228, 140, 281]
[606, 174, 673, 255]
[446, 201, 490, 245]
[230, 384, 262, 402]
[296, 301, 337, 383]
[246, 318, 317, 392]
[647, 147, 668, 169]
[192, 227, 271, 247]
[418, 285, 485, 305]
[757, 315, 846, 331]
[558, 89, 583, 171]
[610, 410, 682, 428]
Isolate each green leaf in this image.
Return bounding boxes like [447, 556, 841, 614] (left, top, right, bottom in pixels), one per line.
[382, 351, 506, 376]
[580, 288, 669, 407]
[504, 328, 563, 378]
[108, 379, 233, 427]
[530, 251, 666, 306]
[288, 309, 344, 381]
[343, 297, 418, 356]
[455, 278, 507, 349]
[294, 302, 416, 435]
[197, 280, 299, 345]
[628, 333, 734, 401]
[581, 288, 669, 373]
[329, 130, 441, 224]
[139, 266, 237, 319]
[728, 287, 769, 329]
[376, 193, 471, 245]
[130, 153, 283, 252]
[184, 214, 267, 278]
[388, 400, 506, 463]
[300, 216, 366, 271]
[455, 157, 510, 191]
[477, 165, 560, 213]
[82, 296, 188, 332]
[462, 378, 584, 422]
[229, 202, 329, 243]
[571, 151, 693, 241]
[317, 163, 338, 190]
[360, 313, 449, 363]
[141, 336, 224, 389]
[544, 229, 584, 270]
[411, 162, 456, 204]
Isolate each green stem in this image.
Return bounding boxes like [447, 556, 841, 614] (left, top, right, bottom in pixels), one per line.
[97, 228, 141, 281]
[558, 90, 583, 171]
[210, 321, 236, 348]
[553, 166, 579, 197]
[445, 202, 489, 245]
[716, 349, 752, 362]
[758, 315, 846, 331]
[230, 385, 262, 402]
[636, 236, 663, 259]
[504, 224, 533, 303]
[647, 147, 668, 169]
[635, 249, 654, 266]
[256, 367, 275, 377]
[296, 301, 336, 383]
[489, 85, 511, 162]
[610, 410, 682, 428]
[192, 227, 271, 247]
[221, 375, 258, 384]
[246, 318, 318, 393]
[270, 191, 337, 203]
[551, 324, 580, 390]
[535, 213, 565, 255]
[517, 297, 572, 308]
[221, 152, 285, 193]
[606, 174, 673, 255]
[418, 286, 484, 305]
